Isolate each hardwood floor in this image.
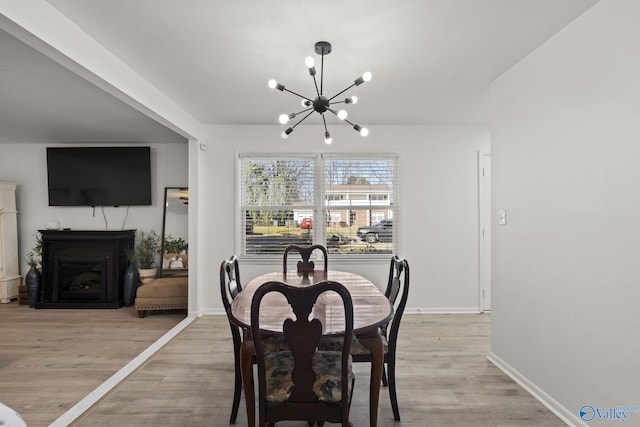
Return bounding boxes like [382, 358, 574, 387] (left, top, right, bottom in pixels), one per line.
[65, 312, 565, 427]
[0, 300, 565, 427]
[0, 301, 185, 427]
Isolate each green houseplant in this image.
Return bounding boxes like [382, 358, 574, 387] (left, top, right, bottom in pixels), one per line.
[135, 230, 161, 269]
[135, 230, 161, 283]
[163, 235, 188, 254]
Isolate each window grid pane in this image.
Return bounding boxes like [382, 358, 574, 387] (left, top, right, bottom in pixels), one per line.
[241, 159, 314, 207]
[323, 157, 397, 255]
[239, 154, 397, 256]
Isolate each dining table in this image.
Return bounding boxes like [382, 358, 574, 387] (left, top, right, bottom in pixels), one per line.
[230, 269, 393, 427]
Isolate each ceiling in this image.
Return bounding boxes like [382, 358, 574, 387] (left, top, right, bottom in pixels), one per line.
[0, 0, 599, 143]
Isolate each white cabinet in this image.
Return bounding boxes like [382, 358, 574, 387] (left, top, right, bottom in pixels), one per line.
[0, 182, 20, 303]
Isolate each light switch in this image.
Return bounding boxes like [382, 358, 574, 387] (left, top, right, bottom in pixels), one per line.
[498, 209, 507, 226]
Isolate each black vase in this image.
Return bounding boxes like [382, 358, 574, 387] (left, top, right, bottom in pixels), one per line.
[25, 266, 41, 308]
[123, 263, 140, 307]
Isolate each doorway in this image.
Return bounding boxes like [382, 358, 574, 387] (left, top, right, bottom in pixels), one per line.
[478, 152, 491, 312]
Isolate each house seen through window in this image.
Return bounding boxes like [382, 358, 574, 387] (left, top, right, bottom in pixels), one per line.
[239, 154, 397, 256]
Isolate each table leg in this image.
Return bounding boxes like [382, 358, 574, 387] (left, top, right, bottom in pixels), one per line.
[357, 330, 384, 427]
[240, 336, 255, 427]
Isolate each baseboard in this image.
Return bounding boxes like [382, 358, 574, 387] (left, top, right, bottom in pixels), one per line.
[50, 316, 195, 427]
[405, 307, 482, 314]
[202, 308, 226, 315]
[203, 307, 481, 315]
[200, 307, 486, 317]
[487, 352, 584, 427]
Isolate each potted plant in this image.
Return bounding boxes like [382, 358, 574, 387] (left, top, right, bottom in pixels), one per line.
[25, 232, 42, 307]
[163, 235, 188, 254]
[135, 230, 161, 284]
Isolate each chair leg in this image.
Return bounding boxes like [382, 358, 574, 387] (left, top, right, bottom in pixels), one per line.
[388, 358, 400, 421]
[381, 364, 388, 387]
[229, 355, 241, 423]
[229, 328, 243, 424]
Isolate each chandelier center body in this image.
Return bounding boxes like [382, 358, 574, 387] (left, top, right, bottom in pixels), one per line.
[313, 96, 330, 114]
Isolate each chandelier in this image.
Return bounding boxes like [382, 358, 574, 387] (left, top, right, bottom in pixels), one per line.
[268, 41, 371, 144]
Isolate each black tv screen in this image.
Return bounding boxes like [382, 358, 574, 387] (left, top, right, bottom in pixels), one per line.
[47, 146, 152, 206]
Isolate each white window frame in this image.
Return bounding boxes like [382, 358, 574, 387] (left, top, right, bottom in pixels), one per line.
[237, 152, 399, 259]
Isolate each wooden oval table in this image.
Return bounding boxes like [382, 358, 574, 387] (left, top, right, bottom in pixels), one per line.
[231, 270, 393, 427]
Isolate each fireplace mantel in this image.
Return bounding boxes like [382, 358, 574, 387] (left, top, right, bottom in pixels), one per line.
[37, 230, 135, 309]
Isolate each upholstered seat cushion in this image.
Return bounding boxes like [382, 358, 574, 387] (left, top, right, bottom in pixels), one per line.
[261, 335, 290, 352]
[136, 277, 188, 298]
[135, 277, 188, 317]
[264, 351, 354, 404]
[317, 331, 389, 355]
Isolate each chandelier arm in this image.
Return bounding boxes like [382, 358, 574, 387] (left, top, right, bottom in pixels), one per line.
[289, 110, 315, 130]
[311, 74, 321, 98]
[294, 107, 314, 116]
[343, 118, 356, 127]
[328, 83, 356, 101]
[322, 114, 329, 133]
[283, 87, 312, 101]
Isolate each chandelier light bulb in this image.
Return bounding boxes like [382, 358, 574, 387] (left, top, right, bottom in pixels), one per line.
[363, 71, 372, 82]
[301, 99, 312, 107]
[337, 110, 348, 120]
[268, 79, 285, 91]
[354, 124, 369, 137]
[279, 114, 290, 124]
[324, 132, 332, 144]
[305, 56, 315, 68]
[345, 95, 358, 104]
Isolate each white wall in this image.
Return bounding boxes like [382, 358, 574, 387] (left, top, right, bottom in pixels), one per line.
[490, 0, 640, 424]
[0, 141, 188, 276]
[197, 124, 489, 313]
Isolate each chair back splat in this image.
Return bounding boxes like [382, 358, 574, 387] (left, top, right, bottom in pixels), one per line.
[282, 244, 329, 273]
[219, 255, 243, 424]
[251, 280, 355, 427]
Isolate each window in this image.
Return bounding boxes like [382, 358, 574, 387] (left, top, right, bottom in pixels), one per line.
[239, 154, 398, 256]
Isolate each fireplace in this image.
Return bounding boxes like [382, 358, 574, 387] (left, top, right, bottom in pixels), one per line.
[37, 230, 134, 309]
[57, 257, 107, 301]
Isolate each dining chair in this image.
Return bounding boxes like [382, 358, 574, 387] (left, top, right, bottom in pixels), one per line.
[251, 280, 355, 427]
[219, 255, 244, 424]
[282, 244, 329, 273]
[220, 255, 290, 424]
[318, 254, 410, 421]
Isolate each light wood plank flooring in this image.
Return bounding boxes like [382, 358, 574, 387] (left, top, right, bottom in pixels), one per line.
[0, 301, 185, 427]
[67, 312, 566, 427]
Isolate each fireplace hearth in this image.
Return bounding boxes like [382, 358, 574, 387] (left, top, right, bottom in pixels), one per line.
[36, 230, 134, 309]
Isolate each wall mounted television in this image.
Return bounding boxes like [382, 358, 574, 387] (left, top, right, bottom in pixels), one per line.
[47, 146, 152, 207]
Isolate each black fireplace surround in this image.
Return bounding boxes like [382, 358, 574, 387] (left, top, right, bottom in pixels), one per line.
[37, 230, 135, 309]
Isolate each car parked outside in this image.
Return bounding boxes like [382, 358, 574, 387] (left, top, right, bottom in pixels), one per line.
[300, 218, 313, 229]
[357, 219, 393, 243]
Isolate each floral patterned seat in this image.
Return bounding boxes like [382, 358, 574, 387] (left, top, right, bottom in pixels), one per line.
[264, 350, 354, 404]
[318, 331, 389, 355]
